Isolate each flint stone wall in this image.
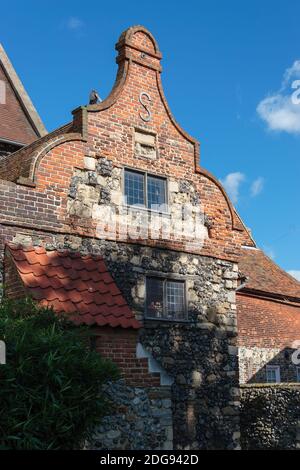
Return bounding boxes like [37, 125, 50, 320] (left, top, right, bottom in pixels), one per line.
[1, 230, 240, 449]
[87, 381, 173, 450]
[67, 156, 210, 248]
[239, 346, 300, 384]
[241, 384, 300, 449]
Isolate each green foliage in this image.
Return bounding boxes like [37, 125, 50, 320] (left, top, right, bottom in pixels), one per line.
[0, 298, 119, 450]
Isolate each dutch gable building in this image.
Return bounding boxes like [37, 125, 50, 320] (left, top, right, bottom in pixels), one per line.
[0, 26, 299, 449]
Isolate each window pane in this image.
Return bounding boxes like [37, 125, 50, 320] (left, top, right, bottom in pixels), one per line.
[266, 366, 280, 383]
[125, 170, 145, 206]
[147, 175, 166, 210]
[146, 278, 164, 318]
[266, 369, 276, 383]
[166, 281, 185, 320]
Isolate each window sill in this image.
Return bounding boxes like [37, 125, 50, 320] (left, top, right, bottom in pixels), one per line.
[144, 317, 191, 324]
[122, 204, 171, 217]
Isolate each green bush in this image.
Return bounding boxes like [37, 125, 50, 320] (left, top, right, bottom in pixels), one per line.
[0, 298, 119, 450]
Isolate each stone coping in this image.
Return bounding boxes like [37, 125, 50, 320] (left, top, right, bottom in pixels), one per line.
[241, 383, 300, 389]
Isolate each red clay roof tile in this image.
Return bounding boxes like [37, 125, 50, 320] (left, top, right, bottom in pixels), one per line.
[240, 247, 300, 299]
[6, 244, 141, 329]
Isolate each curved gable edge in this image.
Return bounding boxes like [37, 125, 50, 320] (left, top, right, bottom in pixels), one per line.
[75, 26, 251, 236]
[13, 26, 255, 244]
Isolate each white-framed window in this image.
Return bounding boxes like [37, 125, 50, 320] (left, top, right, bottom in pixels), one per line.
[145, 277, 187, 321]
[124, 169, 167, 211]
[266, 365, 281, 383]
[296, 366, 300, 383]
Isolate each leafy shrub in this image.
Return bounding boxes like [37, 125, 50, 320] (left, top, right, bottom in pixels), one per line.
[0, 298, 119, 449]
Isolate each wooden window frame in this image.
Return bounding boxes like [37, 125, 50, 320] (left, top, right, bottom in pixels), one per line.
[145, 276, 188, 322]
[123, 168, 168, 213]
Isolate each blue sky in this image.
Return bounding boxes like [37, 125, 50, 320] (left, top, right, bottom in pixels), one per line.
[1, 0, 300, 278]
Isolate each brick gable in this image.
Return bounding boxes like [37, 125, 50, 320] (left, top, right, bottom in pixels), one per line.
[0, 63, 36, 144]
[0, 44, 46, 146]
[0, 27, 254, 263]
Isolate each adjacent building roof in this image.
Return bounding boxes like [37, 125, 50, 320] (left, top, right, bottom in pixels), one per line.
[0, 43, 47, 144]
[6, 244, 141, 329]
[239, 247, 300, 300]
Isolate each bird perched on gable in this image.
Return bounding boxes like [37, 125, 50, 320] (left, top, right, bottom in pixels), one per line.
[89, 90, 102, 105]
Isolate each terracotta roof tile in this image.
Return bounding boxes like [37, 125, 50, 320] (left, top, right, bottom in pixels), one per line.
[240, 247, 300, 299]
[6, 244, 141, 329]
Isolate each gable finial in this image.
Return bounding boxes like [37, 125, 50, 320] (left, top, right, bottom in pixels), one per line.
[115, 25, 162, 72]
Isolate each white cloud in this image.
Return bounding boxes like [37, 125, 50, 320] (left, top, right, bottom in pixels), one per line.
[221, 172, 245, 204]
[257, 94, 300, 133]
[257, 60, 300, 134]
[288, 270, 300, 281]
[251, 177, 264, 197]
[66, 17, 84, 30]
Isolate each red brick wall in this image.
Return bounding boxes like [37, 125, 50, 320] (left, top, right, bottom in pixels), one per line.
[0, 64, 37, 144]
[237, 293, 300, 349]
[0, 137, 85, 234]
[3, 250, 26, 299]
[94, 326, 160, 387]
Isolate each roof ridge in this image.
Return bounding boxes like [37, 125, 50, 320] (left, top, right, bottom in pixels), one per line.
[240, 246, 300, 300]
[251, 247, 300, 287]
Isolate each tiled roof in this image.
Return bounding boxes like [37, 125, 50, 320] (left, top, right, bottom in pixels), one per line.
[6, 244, 141, 329]
[239, 247, 300, 300]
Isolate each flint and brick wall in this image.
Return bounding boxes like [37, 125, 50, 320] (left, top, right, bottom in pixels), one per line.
[0, 26, 253, 449]
[0, 27, 253, 260]
[94, 326, 161, 387]
[87, 381, 173, 450]
[1, 228, 241, 449]
[237, 294, 300, 383]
